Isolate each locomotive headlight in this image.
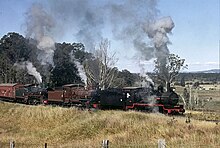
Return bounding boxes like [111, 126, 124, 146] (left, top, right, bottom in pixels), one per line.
[126, 93, 130, 98]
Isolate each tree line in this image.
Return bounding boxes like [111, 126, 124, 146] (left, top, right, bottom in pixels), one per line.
[0, 32, 139, 88]
[0, 32, 190, 90]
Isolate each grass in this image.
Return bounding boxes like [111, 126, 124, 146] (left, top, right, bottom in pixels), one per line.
[186, 110, 220, 121]
[0, 101, 219, 148]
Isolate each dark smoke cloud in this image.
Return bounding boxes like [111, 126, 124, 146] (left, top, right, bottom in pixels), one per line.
[47, 0, 174, 61]
[48, 0, 105, 51]
[25, 3, 56, 67]
[26, 0, 174, 71]
[25, 3, 56, 82]
[144, 16, 174, 59]
[25, 3, 55, 41]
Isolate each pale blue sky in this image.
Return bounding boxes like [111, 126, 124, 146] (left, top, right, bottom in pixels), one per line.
[0, 0, 219, 72]
[159, 0, 219, 72]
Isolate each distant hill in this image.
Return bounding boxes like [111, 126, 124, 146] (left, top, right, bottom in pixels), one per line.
[174, 71, 220, 83]
[193, 69, 220, 73]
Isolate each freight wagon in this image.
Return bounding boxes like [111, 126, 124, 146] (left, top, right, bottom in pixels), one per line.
[0, 83, 46, 104]
[43, 84, 94, 106]
[0, 83, 26, 102]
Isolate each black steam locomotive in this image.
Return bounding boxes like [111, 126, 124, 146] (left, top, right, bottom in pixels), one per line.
[89, 86, 185, 114]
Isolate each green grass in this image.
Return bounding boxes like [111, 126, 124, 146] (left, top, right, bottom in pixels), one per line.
[0, 102, 219, 148]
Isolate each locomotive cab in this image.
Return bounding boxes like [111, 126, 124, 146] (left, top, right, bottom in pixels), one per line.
[123, 87, 155, 104]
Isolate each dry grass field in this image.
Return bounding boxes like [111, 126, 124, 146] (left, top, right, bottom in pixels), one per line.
[0, 102, 219, 148]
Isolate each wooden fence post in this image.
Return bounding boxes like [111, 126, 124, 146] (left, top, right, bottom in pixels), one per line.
[158, 139, 166, 148]
[102, 139, 109, 148]
[10, 140, 15, 148]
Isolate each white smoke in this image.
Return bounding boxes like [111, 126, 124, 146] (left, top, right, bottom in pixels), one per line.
[138, 60, 154, 87]
[37, 36, 55, 66]
[14, 61, 42, 84]
[69, 50, 87, 86]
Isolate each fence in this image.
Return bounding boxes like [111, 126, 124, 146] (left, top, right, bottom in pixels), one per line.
[0, 139, 219, 148]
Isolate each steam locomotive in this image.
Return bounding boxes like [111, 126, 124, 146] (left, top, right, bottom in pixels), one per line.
[89, 86, 185, 114]
[0, 83, 185, 114]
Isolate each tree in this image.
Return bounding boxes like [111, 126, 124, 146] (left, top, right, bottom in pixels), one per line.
[0, 32, 45, 84]
[154, 53, 187, 91]
[112, 69, 138, 88]
[51, 62, 81, 86]
[51, 42, 86, 87]
[0, 32, 94, 85]
[84, 39, 118, 90]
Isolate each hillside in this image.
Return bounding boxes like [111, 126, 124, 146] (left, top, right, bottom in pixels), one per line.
[0, 102, 219, 148]
[194, 69, 220, 74]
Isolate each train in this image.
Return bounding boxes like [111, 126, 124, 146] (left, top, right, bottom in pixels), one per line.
[0, 83, 185, 114]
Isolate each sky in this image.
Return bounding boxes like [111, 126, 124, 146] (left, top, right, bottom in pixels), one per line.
[0, 0, 219, 73]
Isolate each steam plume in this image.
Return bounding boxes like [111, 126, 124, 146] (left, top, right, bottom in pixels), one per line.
[69, 50, 87, 86]
[139, 61, 154, 87]
[14, 61, 42, 84]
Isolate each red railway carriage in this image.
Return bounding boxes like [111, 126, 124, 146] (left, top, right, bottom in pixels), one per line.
[0, 83, 24, 101]
[63, 84, 91, 99]
[46, 88, 64, 104]
[63, 84, 93, 105]
[44, 84, 94, 106]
